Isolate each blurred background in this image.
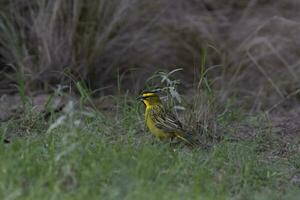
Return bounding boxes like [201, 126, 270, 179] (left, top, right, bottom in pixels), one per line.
[0, 0, 299, 112]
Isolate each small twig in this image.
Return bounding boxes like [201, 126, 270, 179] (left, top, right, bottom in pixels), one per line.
[265, 89, 300, 114]
[247, 51, 284, 98]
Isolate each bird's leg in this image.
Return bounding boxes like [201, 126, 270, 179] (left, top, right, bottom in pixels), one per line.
[169, 136, 181, 149]
[169, 137, 176, 148]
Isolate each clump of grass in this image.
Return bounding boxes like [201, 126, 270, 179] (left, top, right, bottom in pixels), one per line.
[2, 105, 47, 143]
[0, 0, 200, 93]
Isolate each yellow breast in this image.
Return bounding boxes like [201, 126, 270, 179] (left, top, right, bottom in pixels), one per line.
[145, 107, 172, 140]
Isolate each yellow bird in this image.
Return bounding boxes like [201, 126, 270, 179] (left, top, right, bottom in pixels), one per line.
[138, 91, 198, 146]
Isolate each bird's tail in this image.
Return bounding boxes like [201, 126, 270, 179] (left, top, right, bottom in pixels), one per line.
[175, 131, 199, 147]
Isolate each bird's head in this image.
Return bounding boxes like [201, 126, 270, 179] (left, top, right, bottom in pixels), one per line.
[137, 91, 162, 108]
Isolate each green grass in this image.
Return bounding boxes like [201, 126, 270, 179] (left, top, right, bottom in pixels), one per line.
[0, 98, 299, 200]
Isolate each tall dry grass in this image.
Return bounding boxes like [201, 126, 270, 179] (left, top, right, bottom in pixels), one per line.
[0, 0, 299, 110]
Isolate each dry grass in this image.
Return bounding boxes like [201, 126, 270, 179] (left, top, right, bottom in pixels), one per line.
[0, 0, 299, 111]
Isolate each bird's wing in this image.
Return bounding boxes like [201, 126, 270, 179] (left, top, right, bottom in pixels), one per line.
[150, 105, 198, 146]
[149, 105, 183, 132]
